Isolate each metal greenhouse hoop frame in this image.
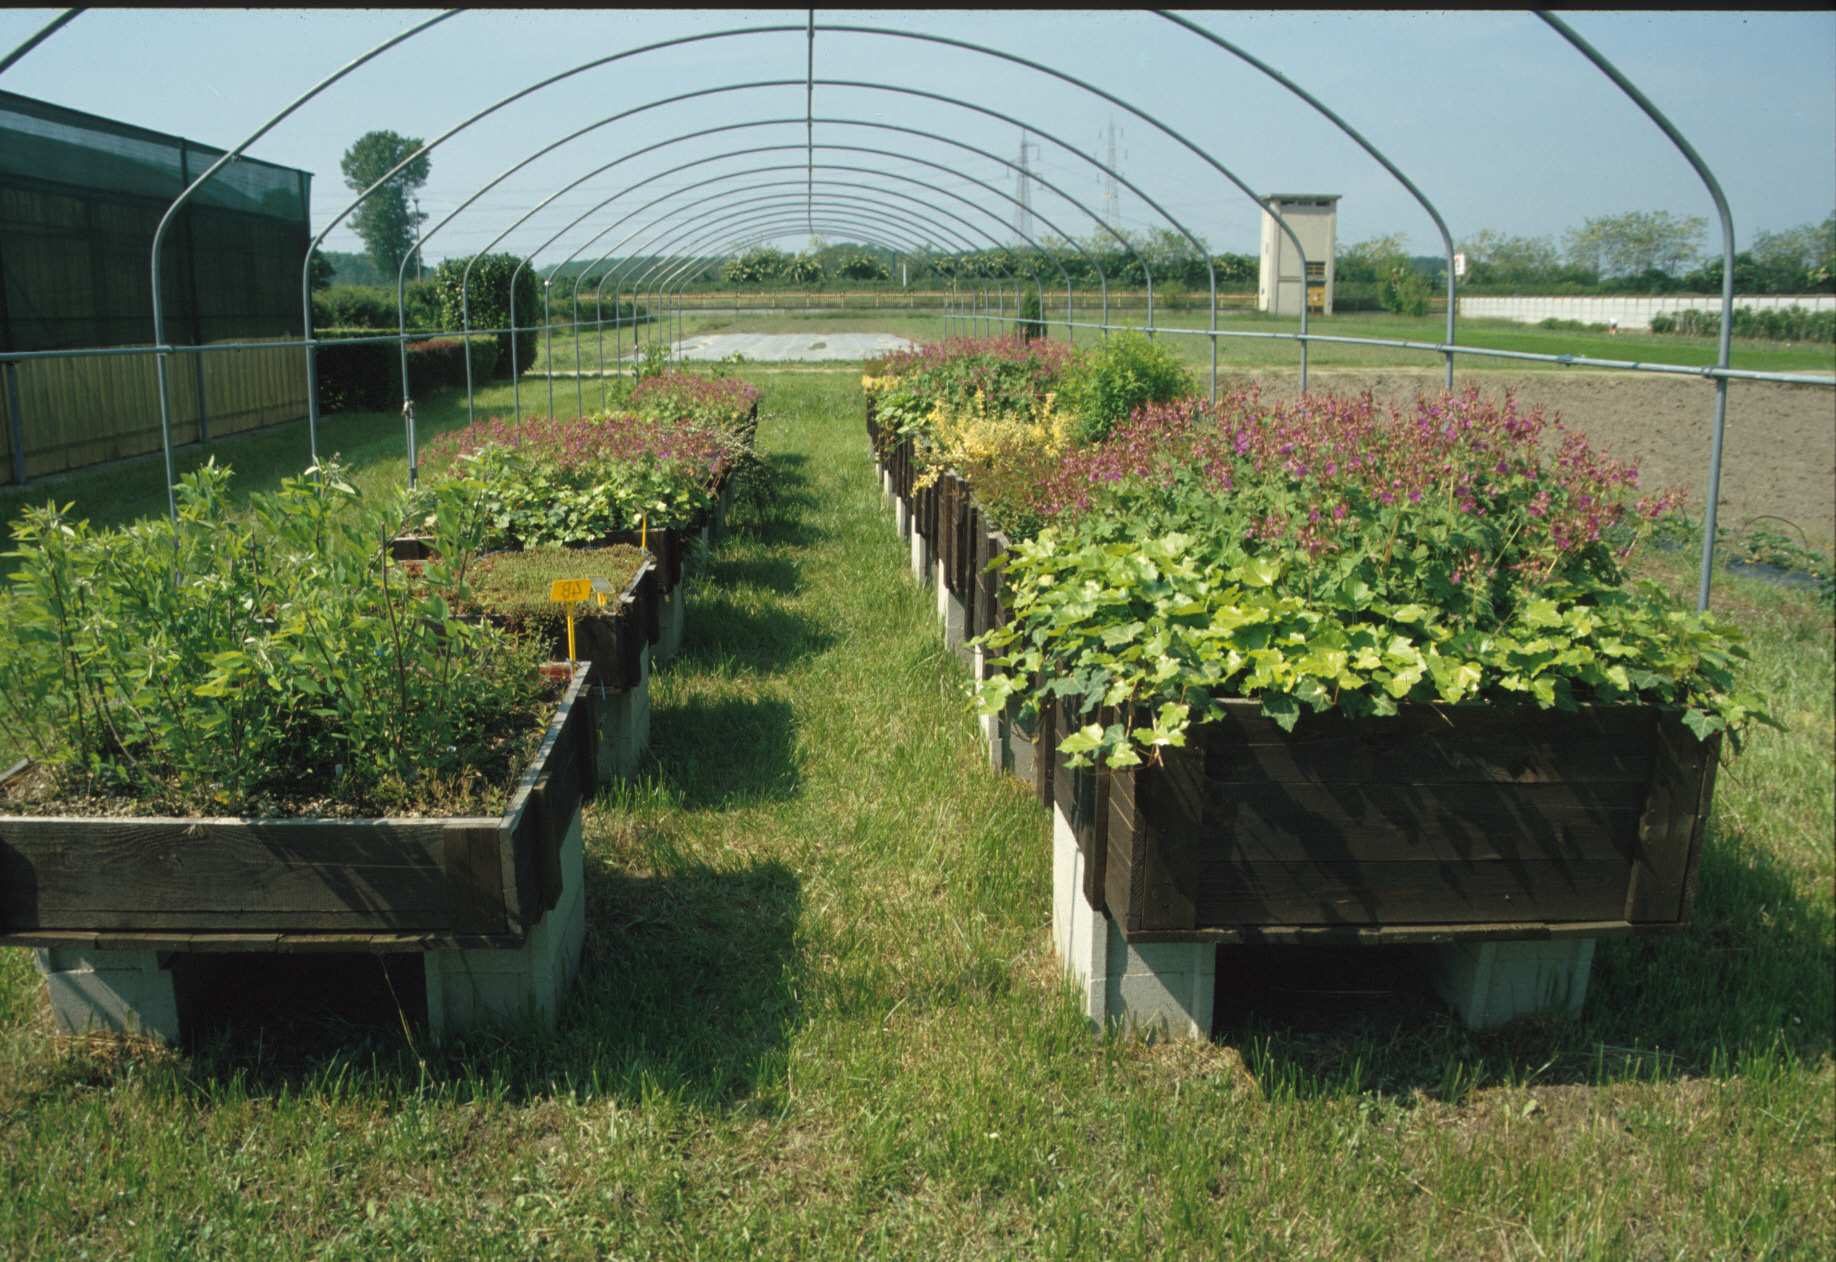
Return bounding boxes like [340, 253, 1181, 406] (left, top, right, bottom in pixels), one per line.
[1, 7, 1830, 611]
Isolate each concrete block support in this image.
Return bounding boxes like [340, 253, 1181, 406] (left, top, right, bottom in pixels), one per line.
[1432, 938, 1596, 1029]
[655, 583, 686, 665]
[974, 645, 1004, 771]
[894, 494, 911, 540]
[909, 527, 933, 588]
[33, 947, 183, 1042]
[1051, 804, 1215, 1039]
[425, 809, 587, 1040]
[593, 643, 652, 784]
[935, 559, 968, 648]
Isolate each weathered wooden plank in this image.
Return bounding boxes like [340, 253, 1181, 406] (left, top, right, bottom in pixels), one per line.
[1202, 717, 1654, 787]
[1625, 716, 1720, 923]
[1133, 745, 1206, 933]
[1197, 783, 1648, 866]
[1194, 856, 1632, 927]
[1207, 698, 1651, 744]
[1123, 919, 1657, 946]
[1, 817, 455, 932]
[443, 824, 508, 935]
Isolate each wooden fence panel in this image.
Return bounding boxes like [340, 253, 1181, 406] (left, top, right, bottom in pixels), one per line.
[4, 340, 305, 483]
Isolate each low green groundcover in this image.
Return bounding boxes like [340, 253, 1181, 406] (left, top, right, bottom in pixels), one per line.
[466, 544, 648, 641]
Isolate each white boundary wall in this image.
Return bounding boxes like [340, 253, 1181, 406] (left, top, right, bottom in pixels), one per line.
[1459, 293, 1835, 331]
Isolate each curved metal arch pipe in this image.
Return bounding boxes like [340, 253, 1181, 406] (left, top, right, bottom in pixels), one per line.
[137, 9, 458, 520]
[577, 189, 985, 404]
[569, 192, 1035, 403]
[502, 154, 1067, 421]
[820, 23, 1319, 391]
[498, 149, 1087, 422]
[1155, 9, 1459, 390]
[556, 110, 1120, 345]
[578, 187, 981, 380]
[618, 186, 1056, 371]
[558, 190, 977, 412]
[402, 78, 1152, 419]
[571, 142, 1085, 357]
[0, 8, 83, 77]
[1535, 11, 1738, 611]
[634, 202, 1024, 356]
[439, 117, 1107, 425]
[648, 218, 947, 358]
[299, 22, 816, 447]
[582, 174, 1057, 342]
[644, 213, 1007, 361]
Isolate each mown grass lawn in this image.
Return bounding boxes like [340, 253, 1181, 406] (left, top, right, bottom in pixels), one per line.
[1, 368, 1830, 1259]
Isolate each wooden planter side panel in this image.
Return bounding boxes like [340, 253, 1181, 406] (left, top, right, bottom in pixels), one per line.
[1107, 702, 1717, 938]
[1, 817, 466, 934]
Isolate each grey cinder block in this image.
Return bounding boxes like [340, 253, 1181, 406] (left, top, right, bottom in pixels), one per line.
[1051, 803, 1214, 1040]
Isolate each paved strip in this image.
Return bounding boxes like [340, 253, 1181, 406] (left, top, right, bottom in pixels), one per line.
[672, 332, 915, 362]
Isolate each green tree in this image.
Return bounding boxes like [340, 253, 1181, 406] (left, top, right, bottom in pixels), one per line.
[1458, 229, 1561, 284]
[1563, 210, 1705, 279]
[784, 253, 824, 285]
[308, 247, 335, 293]
[340, 130, 431, 280]
[431, 253, 537, 377]
[836, 252, 890, 282]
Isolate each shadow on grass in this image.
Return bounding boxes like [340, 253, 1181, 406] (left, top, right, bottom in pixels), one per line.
[681, 593, 832, 676]
[645, 694, 800, 810]
[701, 553, 803, 596]
[1213, 825, 1830, 1103]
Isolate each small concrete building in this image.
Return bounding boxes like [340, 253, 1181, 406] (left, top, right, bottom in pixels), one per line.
[1258, 193, 1339, 317]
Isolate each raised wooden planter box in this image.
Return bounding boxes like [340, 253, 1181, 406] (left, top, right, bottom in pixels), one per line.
[1, 664, 593, 949]
[2, 665, 599, 1042]
[1053, 697, 1720, 944]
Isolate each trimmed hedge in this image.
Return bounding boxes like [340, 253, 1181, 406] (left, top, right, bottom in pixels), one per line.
[315, 331, 498, 414]
[1649, 305, 1835, 343]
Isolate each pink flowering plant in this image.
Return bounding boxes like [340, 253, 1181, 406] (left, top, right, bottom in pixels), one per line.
[422, 412, 734, 547]
[975, 385, 1769, 767]
[629, 370, 761, 441]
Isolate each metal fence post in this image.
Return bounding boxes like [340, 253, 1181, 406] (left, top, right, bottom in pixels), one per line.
[4, 361, 26, 486]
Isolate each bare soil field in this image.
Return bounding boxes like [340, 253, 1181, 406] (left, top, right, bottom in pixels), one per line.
[1231, 367, 1836, 552]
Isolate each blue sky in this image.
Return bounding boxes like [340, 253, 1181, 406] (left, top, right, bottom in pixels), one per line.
[2, 9, 1831, 269]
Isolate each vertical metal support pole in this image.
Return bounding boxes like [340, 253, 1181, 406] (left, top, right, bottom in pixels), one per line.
[1699, 380, 1729, 610]
[4, 360, 26, 486]
[403, 398, 417, 491]
[510, 278, 521, 427]
[1101, 276, 1109, 341]
[573, 287, 584, 418]
[543, 279, 554, 420]
[305, 337, 321, 466]
[461, 280, 476, 427]
[596, 280, 607, 411]
[153, 347, 178, 525]
[193, 354, 211, 444]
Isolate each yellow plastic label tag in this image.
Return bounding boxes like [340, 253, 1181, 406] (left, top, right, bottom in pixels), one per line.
[548, 578, 592, 604]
